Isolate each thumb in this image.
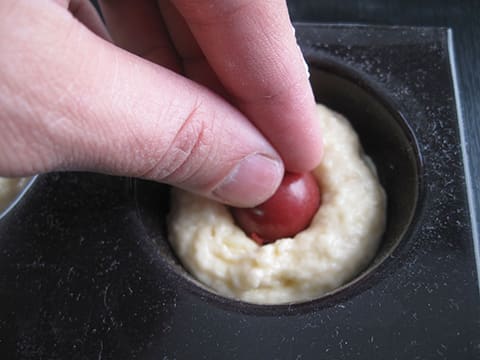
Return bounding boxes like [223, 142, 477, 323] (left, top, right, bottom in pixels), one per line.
[0, 2, 283, 207]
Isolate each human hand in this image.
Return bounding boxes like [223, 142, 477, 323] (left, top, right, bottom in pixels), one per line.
[0, 0, 322, 207]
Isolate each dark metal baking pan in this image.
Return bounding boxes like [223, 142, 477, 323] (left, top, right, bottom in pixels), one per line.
[0, 24, 478, 359]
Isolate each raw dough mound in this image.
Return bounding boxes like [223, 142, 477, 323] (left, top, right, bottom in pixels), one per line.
[168, 104, 386, 304]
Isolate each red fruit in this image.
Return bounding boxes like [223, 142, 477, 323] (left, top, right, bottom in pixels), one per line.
[231, 172, 321, 245]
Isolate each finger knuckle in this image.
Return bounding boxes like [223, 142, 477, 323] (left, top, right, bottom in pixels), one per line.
[141, 103, 216, 186]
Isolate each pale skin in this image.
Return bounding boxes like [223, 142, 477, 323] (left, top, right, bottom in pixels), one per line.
[0, 0, 323, 207]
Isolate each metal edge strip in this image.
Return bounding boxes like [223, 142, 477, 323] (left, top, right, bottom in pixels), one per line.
[448, 28, 480, 294]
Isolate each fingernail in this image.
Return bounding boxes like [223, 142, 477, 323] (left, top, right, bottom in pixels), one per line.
[302, 54, 310, 79]
[212, 154, 284, 207]
[291, 24, 310, 79]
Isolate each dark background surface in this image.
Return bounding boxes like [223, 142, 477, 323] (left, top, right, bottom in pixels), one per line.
[285, 0, 479, 272]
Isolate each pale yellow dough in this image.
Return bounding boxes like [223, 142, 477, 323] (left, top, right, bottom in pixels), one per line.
[0, 177, 29, 213]
[168, 104, 386, 304]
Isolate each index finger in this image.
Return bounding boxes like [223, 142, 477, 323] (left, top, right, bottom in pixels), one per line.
[171, 0, 323, 172]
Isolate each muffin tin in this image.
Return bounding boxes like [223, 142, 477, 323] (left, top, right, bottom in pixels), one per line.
[0, 24, 478, 359]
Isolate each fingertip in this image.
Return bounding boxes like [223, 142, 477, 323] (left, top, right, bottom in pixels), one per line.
[212, 153, 284, 207]
[283, 116, 324, 173]
[255, 89, 324, 173]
